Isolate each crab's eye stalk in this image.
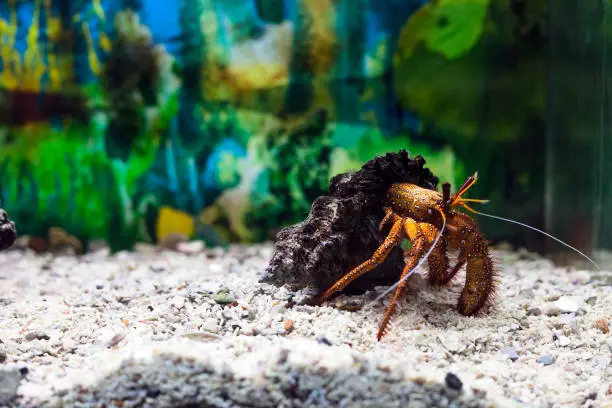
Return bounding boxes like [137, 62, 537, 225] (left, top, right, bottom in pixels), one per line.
[442, 182, 451, 206]
[448, 172, 480, 207]
[449, 172, 490, 210]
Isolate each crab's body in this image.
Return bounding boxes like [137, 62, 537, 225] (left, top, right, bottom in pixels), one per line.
[318, 175, 497, 340]
[384, 182, 446, 224]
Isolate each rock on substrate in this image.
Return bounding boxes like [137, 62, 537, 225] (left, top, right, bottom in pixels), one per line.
[0, 209, 16, 251]
[0, 367, 25, 405]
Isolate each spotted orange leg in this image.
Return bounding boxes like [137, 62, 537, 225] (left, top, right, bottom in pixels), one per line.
[376, 219, 438, 340]
[378, 207, 394, 231]
[442, 249, 467, 285]
[319, 217, 405, 302]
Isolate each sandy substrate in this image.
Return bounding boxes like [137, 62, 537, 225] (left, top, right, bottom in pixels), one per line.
[0, 242, 610, 407]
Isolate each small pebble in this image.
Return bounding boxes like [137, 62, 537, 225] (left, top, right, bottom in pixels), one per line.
[334, 298, 363, 311]
[500, 347, 519, 361]
[0, 367, 23, 404]
[546, 294, 561, 302]
[568, 270, 591, 284]
[213, 290, 235, 305]
[594, 318, 609, 334]
[527, 307, 542, 316]
[24, 331, 50, 342]
[201, 318, 218, 333]
[317, 337, 332, 346]
[414, 334, 428, 347]
[176, 240, 205, 254]
[171, 296, 186, 310]
[537, 355, 554, 366]
[445, 373, 463, 391]
[554, 315, 579, 333]
[107, 333, 126, 348]
[149, 263, 166, 273]
[558, 335, 571, 347]
[182, 332, 221, 342]
[520, 289, 535, 298]
[283, 319, 294, 334]
[439, 336, 463, 353]
[554, 296, 584, 314]
[146, 388, 161, 399]
[544, 305, 561, 317]
[62, 338, 76, 352]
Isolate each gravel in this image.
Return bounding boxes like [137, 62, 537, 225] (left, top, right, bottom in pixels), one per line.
[0, 243, 610, 407]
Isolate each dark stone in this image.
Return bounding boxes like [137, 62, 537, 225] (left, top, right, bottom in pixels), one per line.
[146, 388, 161, 398]
[527, 307, 542, 316]
[316, 337, 332, 346]
[445, 372, 463, 391]
[260, 150, 439, 295]
[0, 209, 16, 251]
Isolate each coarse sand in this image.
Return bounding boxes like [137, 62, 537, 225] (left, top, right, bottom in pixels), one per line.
[0, 242, 610, 407]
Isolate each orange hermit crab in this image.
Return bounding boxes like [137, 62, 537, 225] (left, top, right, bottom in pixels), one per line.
[317, 173, 498, 340]
[262, 150, 596, 342]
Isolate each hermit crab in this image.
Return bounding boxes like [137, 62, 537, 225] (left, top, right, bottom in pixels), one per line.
[316, 172, 496, 340]
[261, 150, 596, 340]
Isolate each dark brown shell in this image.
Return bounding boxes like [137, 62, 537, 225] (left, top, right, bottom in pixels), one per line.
[0, 209, 16, 251]
[259, 150, 439, 294]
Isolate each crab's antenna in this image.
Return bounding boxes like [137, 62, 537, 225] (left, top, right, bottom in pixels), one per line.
[370, 210, 447, 304]
[461, 203, 600, 269]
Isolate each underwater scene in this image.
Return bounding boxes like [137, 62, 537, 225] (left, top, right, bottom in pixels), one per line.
[0, 0, 604, 259]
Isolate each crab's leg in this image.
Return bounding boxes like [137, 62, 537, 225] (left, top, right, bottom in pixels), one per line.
[430, 247, 466, 286]
[444, 250, 467, 284]
[320, 217, 405, 302]
[457, 232, 496, 315]
[378, 207, 395, 231]
[424, 228, 449, 286]
[447, 214, 497, 315]
[377, 218, 430, 340]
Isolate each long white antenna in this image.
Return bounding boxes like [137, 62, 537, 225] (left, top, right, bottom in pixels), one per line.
[467, 207, 599, 269]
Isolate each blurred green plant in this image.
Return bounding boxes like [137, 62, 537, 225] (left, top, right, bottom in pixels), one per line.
[0, 0, 548, 252]
[243, 117, 466, 242]
[393, 0, 546, 143]
[329, 125, 466, 189]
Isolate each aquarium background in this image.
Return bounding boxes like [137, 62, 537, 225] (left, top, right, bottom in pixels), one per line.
[0, 0, 608, 262]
